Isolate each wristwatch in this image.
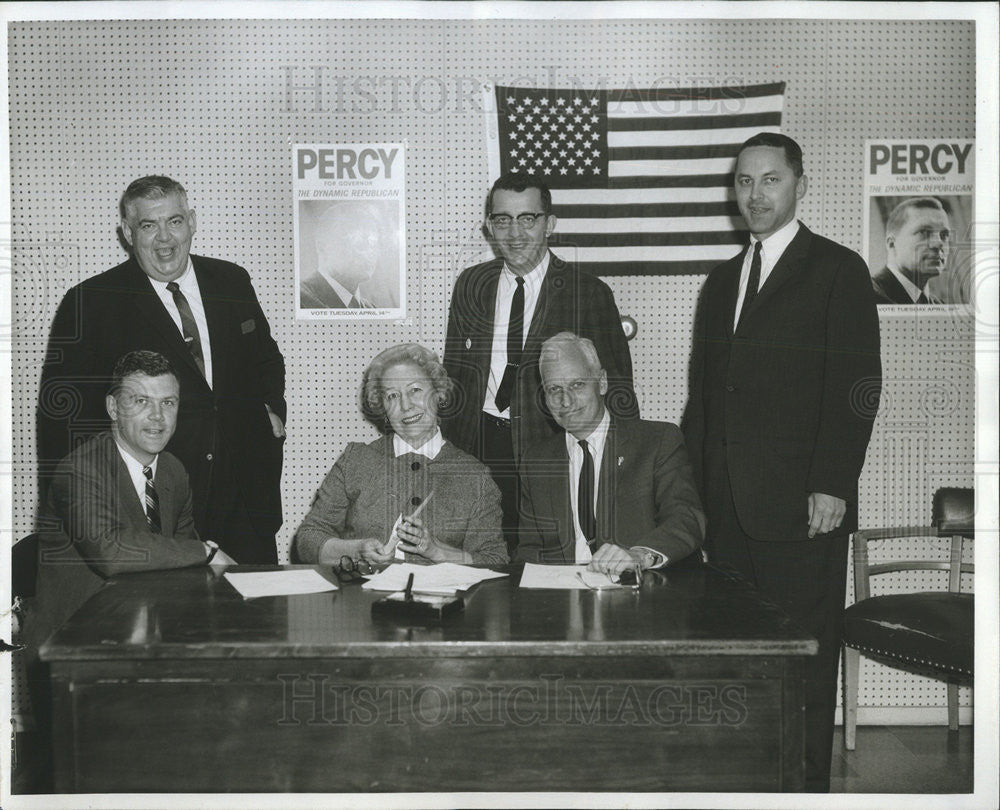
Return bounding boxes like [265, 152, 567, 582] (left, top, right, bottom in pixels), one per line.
[635, 549, 659, 571]
[204, 540, 220, 564]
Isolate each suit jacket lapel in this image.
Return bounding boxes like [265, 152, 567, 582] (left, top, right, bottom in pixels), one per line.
[525, 251, 562, 349]
[596, 418, 628, 543]
[123, 261, 200, 375]
[540, 440, 575, 563]
[723, 249, 747, 338]
[104, 434, 151, 531]
[739, 224, 813, 327]
[193, 256, 227, 389]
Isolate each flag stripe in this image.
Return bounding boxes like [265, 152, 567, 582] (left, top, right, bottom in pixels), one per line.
[552, 245, 742, 262]
[558, 216, 740, 233]
[608, 112, 782, 133]
[610, 157, 742, 177]
[608, 95, 785, 119]
[609, 144, 744, 161]
[606, 173, 734, 189]
[551, 187, 734, 205]
[551, 230, 746, 248]
[609, 125, 780, 147]
[607, 82, 786, 103]
[556, 201, 740, 219]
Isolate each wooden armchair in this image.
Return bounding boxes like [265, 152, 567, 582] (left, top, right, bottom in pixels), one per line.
[842, 488, 974, 750]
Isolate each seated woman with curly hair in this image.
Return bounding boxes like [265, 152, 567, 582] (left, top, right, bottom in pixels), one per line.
[294, 344, 508, 568]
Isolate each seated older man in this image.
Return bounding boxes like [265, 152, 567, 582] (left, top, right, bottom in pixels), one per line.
[294, 344, 508, 568]
[517, 332, 705, 576]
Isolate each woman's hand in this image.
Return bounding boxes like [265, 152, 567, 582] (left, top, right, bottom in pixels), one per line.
[359, 538, 396, 567]
[395, 516, 470, 564]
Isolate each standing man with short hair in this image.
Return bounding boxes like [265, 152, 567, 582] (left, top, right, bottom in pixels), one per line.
[442, 173, 638, 556]
[872, 196, 952, 304]
[683, 133, 882, 792]
[38, 176, 287, 564]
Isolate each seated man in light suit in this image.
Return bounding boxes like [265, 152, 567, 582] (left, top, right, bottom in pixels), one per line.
[517, 332, 705, 576]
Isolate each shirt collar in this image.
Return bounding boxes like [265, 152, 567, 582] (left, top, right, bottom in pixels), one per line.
[393, 427, 445, 459]
[563, 407, 611, 453]
[885, 264, 925, 302]
[752, 218, 800, 265]
[318, 271, 357, 304]
[502, 250, 550, 285]
[113, 432, 158, 474]
[146, 257, 195, 292]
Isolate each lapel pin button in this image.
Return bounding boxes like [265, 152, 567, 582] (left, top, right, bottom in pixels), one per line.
[465, 338, 472, 349]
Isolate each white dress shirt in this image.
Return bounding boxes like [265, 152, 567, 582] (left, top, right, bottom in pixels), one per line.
[564, 410, 669, 569]
[482, 253, 549, 418]
[113, 435, 158, 509]
[565, 410, 612, 563]
[146, 258, 214, 388]
[885, 264, 927, 302]
[732, 219, 800, 331]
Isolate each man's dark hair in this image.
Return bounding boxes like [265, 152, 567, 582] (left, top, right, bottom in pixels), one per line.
[737, 132, 804, 178]
[119, 175, 188, 221]
[886, 196, 947, 237]
[488, 172, 553, 215]
[109, 350, 178, 396]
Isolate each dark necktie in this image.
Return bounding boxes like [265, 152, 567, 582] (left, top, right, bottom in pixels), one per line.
[577, 439, 597, 547]
[737, 241, 762, 329]
[166, 281, 206, 377]
[916, 292, 929, 304]
[143, 465, 161, 534]
[494, 276, 525, 412]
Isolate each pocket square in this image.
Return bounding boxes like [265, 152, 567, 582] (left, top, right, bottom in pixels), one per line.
[241, 319, 256, 334]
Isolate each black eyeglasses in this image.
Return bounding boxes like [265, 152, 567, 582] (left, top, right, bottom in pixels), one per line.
[488, 212, 547, 230]
[334, 556, 375, 583]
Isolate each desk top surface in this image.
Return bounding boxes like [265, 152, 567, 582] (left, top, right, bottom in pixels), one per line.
[40, 561, 817, 662]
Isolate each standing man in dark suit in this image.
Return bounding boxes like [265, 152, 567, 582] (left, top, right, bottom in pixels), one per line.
[683, 133, 882, 792]
[442, 173, 638, 555]
[38, 176, 286, 563]
[518, 333, 704, 573]
[871, 196, 951, 304]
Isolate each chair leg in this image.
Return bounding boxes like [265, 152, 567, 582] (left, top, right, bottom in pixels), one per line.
[947, 682, 959, 731]
[843, 646, 859, 750]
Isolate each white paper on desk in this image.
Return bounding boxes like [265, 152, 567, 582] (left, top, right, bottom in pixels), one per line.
[224, 569, 338, 599]
[362, 562, 507, 595]
[518, 563, 621, 590]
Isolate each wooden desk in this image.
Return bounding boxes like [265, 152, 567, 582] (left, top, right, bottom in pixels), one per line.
[40, 562, 816, 793]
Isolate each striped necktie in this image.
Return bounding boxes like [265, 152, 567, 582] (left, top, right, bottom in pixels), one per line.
[166, 281, 206, 377]
[143, 465, 161, 534]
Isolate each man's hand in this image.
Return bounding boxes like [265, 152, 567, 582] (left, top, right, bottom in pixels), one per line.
[265, 404, 285, 439]
[588, 543, 643, 577]
[807, 492, 846, 538]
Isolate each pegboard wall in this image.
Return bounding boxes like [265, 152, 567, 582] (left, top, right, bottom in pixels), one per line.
[8, 18, 976, 721]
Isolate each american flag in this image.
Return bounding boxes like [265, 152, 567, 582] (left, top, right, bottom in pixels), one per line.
[487, 81, 786, 276]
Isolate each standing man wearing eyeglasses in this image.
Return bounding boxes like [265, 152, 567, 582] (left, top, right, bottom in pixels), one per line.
[442, 173, 638, 556]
